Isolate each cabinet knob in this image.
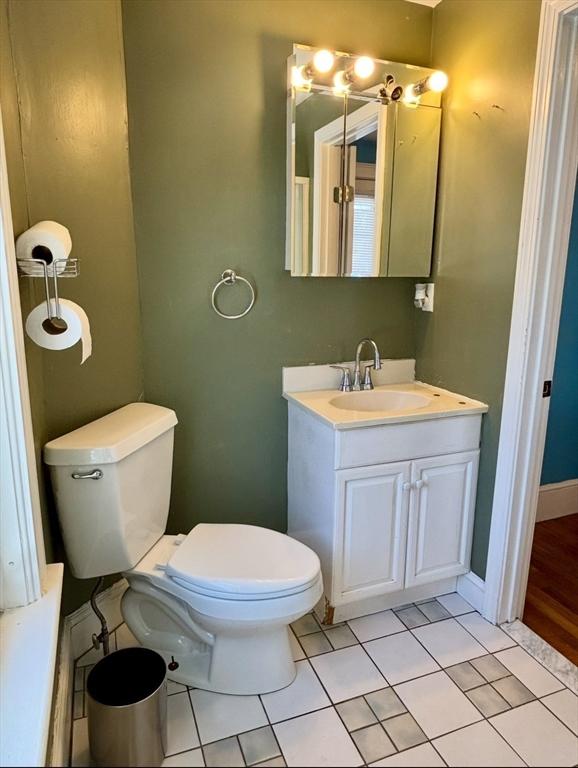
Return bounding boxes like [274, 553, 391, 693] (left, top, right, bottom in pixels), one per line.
[414, 479, 427, 490]
[402, 481, 412, 491]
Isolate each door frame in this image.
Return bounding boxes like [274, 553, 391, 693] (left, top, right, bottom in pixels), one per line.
[484, 0, 578, 624]
[0, 110, 45, 608]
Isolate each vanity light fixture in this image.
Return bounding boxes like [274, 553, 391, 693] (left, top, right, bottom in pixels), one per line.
[332, 55, 376, 95]
[405, 70, 449, 102]
[292, 49, 335, 90]
[313, 49, 335, 73]
[353, 56, 375, 79]
[333, 69, 351, 95]
[379, 74, 404, 104]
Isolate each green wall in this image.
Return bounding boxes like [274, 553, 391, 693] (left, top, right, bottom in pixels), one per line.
[2, 0, 544, 611]
[415, 0, 541, 577]
[121, 0, 432, 541]
[2, 0, 144, 612]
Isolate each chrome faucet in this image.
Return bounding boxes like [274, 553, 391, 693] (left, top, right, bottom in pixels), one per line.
[353, 338, 382, 391]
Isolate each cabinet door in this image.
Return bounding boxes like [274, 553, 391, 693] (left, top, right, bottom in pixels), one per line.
[335, 461, 410, 604]
[406, 451, 479, 587]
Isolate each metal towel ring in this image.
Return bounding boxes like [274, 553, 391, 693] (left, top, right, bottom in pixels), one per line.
[211, 269, 255, 320]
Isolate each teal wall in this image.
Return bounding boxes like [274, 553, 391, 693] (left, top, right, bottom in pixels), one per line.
[541, 180, 578, 485]
[415, 0, 541, 578]
[121, 0, 432, 540]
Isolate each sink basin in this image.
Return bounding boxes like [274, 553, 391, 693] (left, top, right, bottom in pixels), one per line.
[330, 390, 431, 412]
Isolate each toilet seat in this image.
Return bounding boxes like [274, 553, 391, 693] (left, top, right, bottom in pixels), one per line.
[126, 533, 323, 623]
[166, 523, 321, 600]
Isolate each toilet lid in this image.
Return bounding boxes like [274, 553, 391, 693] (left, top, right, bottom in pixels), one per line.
[166, 524, 320, 597]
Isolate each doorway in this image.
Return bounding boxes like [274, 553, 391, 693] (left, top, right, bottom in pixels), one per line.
[522, 177, 578, 663]
[483, 0, 578, 631]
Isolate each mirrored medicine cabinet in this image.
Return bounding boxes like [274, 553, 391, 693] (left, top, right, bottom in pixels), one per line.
[286, 44, 446, 277]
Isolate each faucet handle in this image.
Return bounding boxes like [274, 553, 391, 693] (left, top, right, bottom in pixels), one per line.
[330, 365, 353, 392]
[363, 365, 375, 390]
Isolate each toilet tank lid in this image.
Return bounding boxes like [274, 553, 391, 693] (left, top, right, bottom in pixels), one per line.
[43, 403, 178, 466]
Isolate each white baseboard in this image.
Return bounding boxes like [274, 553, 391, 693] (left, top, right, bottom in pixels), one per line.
[457, 571, 485, 614]
[69, 578, 128, 660]
[535, 478, 578, 522]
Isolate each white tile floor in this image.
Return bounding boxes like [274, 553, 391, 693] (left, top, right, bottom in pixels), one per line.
[70, 594, 578, 767]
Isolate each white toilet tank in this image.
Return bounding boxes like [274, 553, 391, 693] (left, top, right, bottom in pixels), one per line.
[44, 403, 178, 579]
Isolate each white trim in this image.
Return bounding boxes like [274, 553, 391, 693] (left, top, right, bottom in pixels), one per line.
[0, 110, 45, 608]
[0, 563, 63, 768]
[535, 478, 578, 521]
[484, 0, 578, 624]
[48, 614, 74, 768]
[457, 571, 485, 614]
[68, 578, 127, 660]
[405, 0, 443, 7]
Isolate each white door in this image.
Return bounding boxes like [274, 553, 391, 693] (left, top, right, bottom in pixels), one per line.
[335, 461, 410, 604]
[406, 451, 479, 587]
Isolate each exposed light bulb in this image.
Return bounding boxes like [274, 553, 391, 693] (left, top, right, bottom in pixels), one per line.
[313, 49, 334, 73]
[291, 65, 312, 90]
[427, 70, 448, 92]
[354, 56, 375, 79]
[403, 84, 420, 105]
[333, 70, 350, 95]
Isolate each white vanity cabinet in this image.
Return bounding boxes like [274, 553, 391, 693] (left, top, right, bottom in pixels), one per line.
[287, 400, 482, 622]
[336, 461, 410, 601]
[405, 451, 478, 588]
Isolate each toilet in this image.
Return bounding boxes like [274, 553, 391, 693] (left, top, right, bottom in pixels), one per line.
[44, 402, 322, 695]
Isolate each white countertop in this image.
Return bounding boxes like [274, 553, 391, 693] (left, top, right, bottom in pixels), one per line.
[284, 381, 488, 430]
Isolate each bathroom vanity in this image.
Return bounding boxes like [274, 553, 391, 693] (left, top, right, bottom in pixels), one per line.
[284, 362, 488, 623]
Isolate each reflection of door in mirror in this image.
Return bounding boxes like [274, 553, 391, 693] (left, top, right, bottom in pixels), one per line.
[349, 140, 376, 276]
[312, 100, 389, 276]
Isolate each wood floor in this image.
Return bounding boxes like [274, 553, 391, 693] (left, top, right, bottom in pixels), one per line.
[523, 513, 578, 665]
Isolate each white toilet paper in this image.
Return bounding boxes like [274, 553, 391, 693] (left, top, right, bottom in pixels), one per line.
[25, 299, 92, 364]
[16, 221, 72, 275]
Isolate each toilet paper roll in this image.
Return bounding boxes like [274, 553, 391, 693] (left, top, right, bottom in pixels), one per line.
[16, 221, 72, 275]
[25, 299, 92, 364]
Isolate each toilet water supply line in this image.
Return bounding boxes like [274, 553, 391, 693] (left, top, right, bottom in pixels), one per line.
[90, 576, 111, 655]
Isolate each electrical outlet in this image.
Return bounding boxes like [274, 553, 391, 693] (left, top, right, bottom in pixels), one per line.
[422, 283, 434, 312]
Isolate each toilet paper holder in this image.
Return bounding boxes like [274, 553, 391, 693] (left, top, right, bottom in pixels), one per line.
[17, 257, 79, 334]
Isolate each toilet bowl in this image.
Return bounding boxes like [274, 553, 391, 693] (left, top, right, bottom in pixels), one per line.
[122, 528, 322, 694]
[44, 403, 323, 695]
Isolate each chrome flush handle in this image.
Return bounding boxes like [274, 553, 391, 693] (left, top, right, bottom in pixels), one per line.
[71, 469, 103, 480]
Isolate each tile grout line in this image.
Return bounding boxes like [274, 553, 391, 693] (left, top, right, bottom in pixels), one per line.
[500, 627, 576, 692]
[71, 605, 577, 766]
[355, 605, 534, 759]
[257, 672, 287, 768]
[300, 655, 367, 765]
[184, 687, 207, 766]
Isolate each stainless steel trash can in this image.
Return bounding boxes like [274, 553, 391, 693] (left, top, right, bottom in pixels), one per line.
[86, 647, 167, 767]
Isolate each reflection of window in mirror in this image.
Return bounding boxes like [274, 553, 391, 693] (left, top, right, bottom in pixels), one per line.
[350, 132, 377, 277]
